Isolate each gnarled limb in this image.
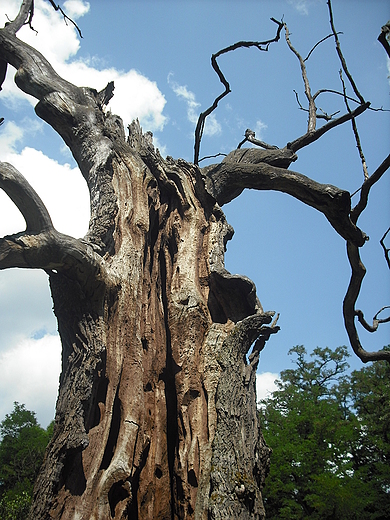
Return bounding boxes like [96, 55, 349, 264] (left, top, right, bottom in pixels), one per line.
[0, 161, 53, 232]
[202, 148, 366, 246]
[0, 162, 106, 291]
[343, 242, 390, 363]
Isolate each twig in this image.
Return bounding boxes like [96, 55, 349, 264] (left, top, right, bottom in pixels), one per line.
[327, 0, 365, 104]
[380, 227, 390, 269]
[339, 70, 368, 180]
[198, 152, 227, 163]
[193, 17, 284, 165]
[46, 0, 83, 38]
[284, 22, 316, 133]
[304, 32, 343, 61]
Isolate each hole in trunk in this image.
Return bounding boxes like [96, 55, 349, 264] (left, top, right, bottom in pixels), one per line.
[108, 480, 130, 518]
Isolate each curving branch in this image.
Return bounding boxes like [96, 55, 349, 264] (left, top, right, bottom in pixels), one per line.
[193, 17, 284, 165]
[0, 161, 53, 232]
[202, 148, 366, 247]
[380, 227, 390, 269]
[0, 161, 106, 293]
[343, 242, 390, 363]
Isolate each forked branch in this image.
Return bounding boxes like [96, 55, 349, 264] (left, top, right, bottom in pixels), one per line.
[0, 162, 106, 290]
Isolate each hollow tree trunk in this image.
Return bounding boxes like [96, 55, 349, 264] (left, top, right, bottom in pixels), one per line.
[29, 120, 276, 519]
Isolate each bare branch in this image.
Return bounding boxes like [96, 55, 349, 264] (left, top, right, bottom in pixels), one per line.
[202, 150, 366, 246]
[304, 32, 342, 62]
[380, 226, 390, 269]
[287, 101, 370, 152]
[45, 0, 83, 38]
[355, 307, 390, 332]
[2, 0, 34, 35]
[339, 70, 369, 180]
[193, 17, 284, 165]
[293, 89, 340, 121]
[343, 241, 390, 363]
[0, 161, 53, 233]
[284, 22, 317, 133]
[350, 153, 390, 224]
[198, 152, 227, 163]
[237, 128, 278, 150]
[327, 0, 365, 104]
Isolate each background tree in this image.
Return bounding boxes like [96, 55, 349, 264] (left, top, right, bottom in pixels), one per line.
[0, 1, 389, 519]
[259, 346, 390, 519]
[0, 402, 53, 519]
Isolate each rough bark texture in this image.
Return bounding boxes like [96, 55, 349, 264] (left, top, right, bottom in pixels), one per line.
[1, 3, 386, 519]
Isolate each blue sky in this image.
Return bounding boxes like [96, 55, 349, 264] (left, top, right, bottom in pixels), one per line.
[0, 0, 389, 427]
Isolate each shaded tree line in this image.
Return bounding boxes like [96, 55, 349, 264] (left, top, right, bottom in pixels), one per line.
[260, 346, 390, 519]
[0, 403, 53, 520]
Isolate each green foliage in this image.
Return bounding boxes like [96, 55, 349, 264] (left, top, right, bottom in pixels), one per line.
[0, 402, 53, 518]
[259, 346, 390, 519]
[0, 482, 32, 520]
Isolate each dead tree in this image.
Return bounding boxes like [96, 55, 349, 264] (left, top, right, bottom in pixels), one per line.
[0, 1, 388, 519]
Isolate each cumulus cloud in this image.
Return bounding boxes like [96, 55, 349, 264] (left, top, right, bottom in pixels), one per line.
[256, 372, 278, 405]
[0, 334, 61, 428]
[168, 74, 221, 137]
[254, 120, 268, 141]
[287, 0, 321, 16]
[0, 120, 90, 238]
[0, 0, 166, 132]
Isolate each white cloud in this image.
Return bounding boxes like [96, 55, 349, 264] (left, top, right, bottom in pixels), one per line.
[0, 121, 90, 238]
[254, 120, 268, 141]
[168, 74, 221, 137]
[0, 0, 166, 132]
[256, 372, 278, 404]
[63, 0, 90, 19]
[0, 334, 61, 428]
[287, 0, 321, 16]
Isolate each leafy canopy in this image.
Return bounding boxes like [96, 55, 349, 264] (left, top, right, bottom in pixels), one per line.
[259, 346, 390, 520]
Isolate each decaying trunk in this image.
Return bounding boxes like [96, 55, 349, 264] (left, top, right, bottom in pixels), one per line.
[27, 118, 278, 519]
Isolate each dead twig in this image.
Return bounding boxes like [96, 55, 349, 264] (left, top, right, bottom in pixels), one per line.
[339, 70, 369, 180]
[193, 17, 284, 165]
[46, 0, 83, 38]
[284, 22, 316, 133]
[380, 227, 390, 269]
